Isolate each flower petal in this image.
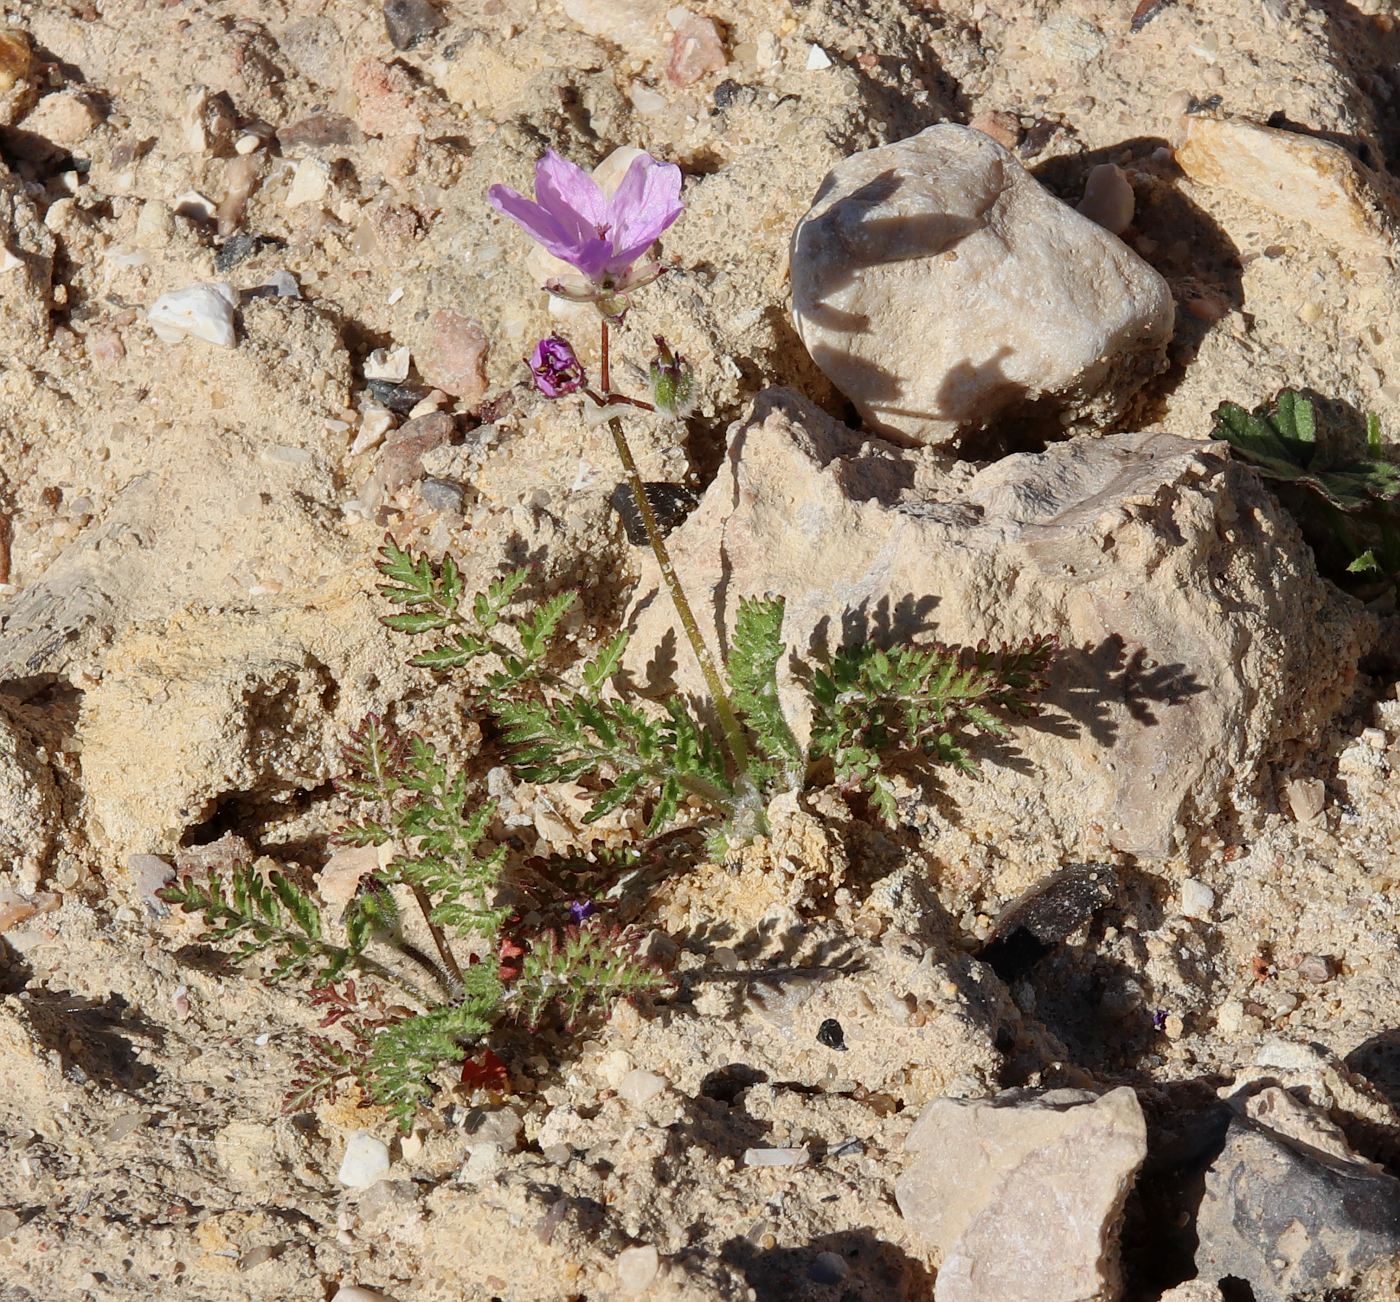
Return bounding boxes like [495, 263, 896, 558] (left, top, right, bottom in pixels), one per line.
[488, 184, 579, 262]
[534, 149, 607, 251]
[607, 155, 683, 265]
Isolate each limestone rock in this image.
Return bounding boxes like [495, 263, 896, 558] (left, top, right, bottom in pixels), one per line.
[78, 616, 339, 854]
[790, 125, 1173, 448]
[624, 392, 1370, 857]
[896, 1087, 1147, 1302]
[1192, 1106, 1400, 1301]
[1175, 115, 1400, 254]
[559, 0, 668, 49]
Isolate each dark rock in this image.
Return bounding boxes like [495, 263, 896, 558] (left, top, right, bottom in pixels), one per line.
[713, 79, 756, 111]
[978, 863, 1118, 981]
[366, 378, 429, 414]
[1194, 1112, 1400, 1301]
[214, 231, 273, 273]
[383, 0, 444, 50]
[816, 1018, 845, 1051]
[419, 476, 466, 515]
[276, 113, 363, 153]
[379, 412, 454, 493]
[609, 482, 700, 546]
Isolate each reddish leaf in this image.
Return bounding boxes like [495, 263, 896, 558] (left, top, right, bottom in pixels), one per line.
[459, 1048, 509, 1092]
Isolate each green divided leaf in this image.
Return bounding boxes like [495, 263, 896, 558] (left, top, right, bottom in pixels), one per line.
[728, 597, 802, 771]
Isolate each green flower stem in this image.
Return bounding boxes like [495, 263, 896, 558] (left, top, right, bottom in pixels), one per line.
[597, 320, 748, 778]
[604, 412, 749, 778]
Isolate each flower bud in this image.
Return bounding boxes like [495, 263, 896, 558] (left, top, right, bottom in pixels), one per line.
[648, 336, 695, 418]
[528, 335, 586, 397]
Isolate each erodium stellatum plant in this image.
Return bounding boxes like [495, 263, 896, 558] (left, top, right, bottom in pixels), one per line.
[164, 146, 1056, 1129]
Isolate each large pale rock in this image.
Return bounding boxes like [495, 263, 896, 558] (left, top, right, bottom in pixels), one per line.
[790, 125, 1174, 447]
[624, 392, 1370, 856]
[896, 1087, 1147, 1302]
[1175, 115, 1400, 254]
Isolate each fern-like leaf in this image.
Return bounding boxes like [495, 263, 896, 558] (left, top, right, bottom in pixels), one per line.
[729, 596, 802, 771]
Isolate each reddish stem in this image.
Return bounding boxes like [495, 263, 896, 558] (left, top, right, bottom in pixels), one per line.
[600, 318, 611, 395]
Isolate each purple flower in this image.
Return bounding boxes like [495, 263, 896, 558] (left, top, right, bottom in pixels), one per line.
[489, 150, 683, 296]
[568, 899, 596, 925]
[529, 335, 586, 398]
[1152, 1008, 1169, 1032]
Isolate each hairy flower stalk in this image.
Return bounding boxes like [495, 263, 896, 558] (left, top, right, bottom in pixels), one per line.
[496, 147, 750, 779]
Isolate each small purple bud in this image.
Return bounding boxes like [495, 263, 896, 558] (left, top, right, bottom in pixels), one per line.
[528, 335, 586, 398]
[568, 899, 595, 924]
[1152, 1008, 1168, 1032]
[648, 335, 695, 418]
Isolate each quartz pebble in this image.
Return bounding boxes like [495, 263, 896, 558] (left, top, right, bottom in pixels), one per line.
[364, 345, 411, 382]
[1077, 163, 1135, 236]
[743, 1146, 811, 1167]
[1284, 776, 1325, 824]
[285, 157, 330, 207]
[182, 85, 237, 157]
[127, 853, 175, 915]
[667, 11, 726, 86]
[148, 281, 238, 347]
[338, 1131, 391, 1188]
[351, 408, 396, 456]
[618, 1069, 669, 1105]
[806, 44, 832, 71]
[418, 310, 488, 403]
[419, 476, 465, 514]
[1179, 879, 1216, 921]
[331, 1288, 396, 1302]
[615, 1244, 660, 1294]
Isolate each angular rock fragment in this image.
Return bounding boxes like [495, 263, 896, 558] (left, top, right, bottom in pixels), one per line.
[625, 392, 1370, 856]
[896, 1087, 1147, 1302]
[0, 701, 60, 875]
[383, 0, 443, 51]
[790, 125, 1173, 447]
[1175, 115, 1400, 254]
[1193, 1102, 1400, 1301]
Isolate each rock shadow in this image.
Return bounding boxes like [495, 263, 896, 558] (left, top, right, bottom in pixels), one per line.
[19, 987, 165, 1093]
[723, 1228, 934, 1301]
[1033, 136, 1244, 426]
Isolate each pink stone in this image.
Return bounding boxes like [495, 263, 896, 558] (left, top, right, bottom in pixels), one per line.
[379, 410, 454, 491]
[667, 13, 726, 87]
[419, 310, 488, 404]
[351, 58, 425, 137]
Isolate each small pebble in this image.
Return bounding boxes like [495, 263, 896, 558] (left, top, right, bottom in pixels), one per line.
[743, 1146, 811, 1168]
[148, 281, 237, 347]
[383, 0, 444, 50]
[285, 157, 330, 207]
[1362, 726, 1387, 751]
[364, 345, 411, 382]
[1179, 878, 1215, 921]
[616, 1244, 660, 1294]
[806, 44, 832, 70]
[1077, 163, 1135, 236]
[366, 379, 428, 414]
[617, 1069, 668, 1105]
[816, 1018, 846, 1050]
[667, 10, 726, 87]
[214, 231, 271, 273]
[418, 309, 488, 403]
[1297, 955, 1333, 983]
[338, 1131, 391, 1188]
[1285, 776, 1326, 823]
[127, 853, 175, 916]
[809, 1251, 849, 1285]
[331, 1288, 395, 1302]
[351, 408, 396, 456]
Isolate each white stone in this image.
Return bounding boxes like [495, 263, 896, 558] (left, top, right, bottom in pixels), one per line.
[1179, 879, 1216, 921]
[805, 44, 832, 70]
[173, 191, 217, 222]
[286, 157, 331, 208]
[1077, 162, 1135, 235]
[338, 1131, 391, 1188]
[351, 408, 396, 456]
[364, 345, 412, 382]
[559, 0, 667, 48]
[616, 1244, 660, 1294]
[332, 1288, 396, 1302]
[618, 1068, 669, 1105]
[896, 1087, 1146, 1302]
[147, 281, 237, 347]
[743, 1146, 811, 1167]
[1284, 776, 1325, 823]
[790, 124, 1174, 447]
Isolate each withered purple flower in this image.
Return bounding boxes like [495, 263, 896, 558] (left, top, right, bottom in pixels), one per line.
[489, 150, 683, 302]
[528, 335, 586, 398]
[568, 899, 595, 925]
